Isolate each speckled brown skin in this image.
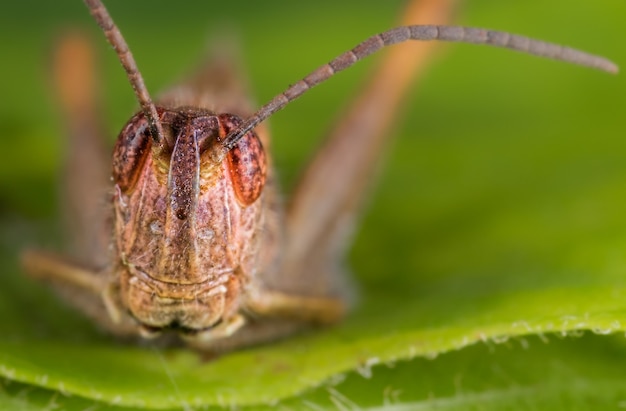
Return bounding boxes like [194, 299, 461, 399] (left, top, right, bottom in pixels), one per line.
[22, 0, 457, 351]
[113, 107, 269, 335]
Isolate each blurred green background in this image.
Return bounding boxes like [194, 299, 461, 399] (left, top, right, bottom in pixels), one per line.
[1, 0, 626, 409]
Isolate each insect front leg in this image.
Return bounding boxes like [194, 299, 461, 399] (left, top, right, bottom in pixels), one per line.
[21, 249, 139, 336]
[185, 286, 346, 351]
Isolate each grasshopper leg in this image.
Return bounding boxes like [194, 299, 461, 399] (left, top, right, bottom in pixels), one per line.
[270, 0, 458, 300]
[52, 32, 112, 267]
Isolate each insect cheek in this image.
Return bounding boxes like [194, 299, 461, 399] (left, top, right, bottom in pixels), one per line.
[227, 132, 267, 206]
[112, 113, 152, 193]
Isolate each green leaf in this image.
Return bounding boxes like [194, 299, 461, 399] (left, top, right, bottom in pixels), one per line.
[1, 0, 625, 409]
[4, 335, 626, 410]
[275, 333, 626, 410]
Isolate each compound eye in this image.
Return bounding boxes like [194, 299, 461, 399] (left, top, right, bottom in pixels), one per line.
[227, 130, 267, 206]
[112, 112, 152, 192]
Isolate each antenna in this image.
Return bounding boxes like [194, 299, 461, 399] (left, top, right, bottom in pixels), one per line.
[83, 0, 168, 147]
[222, 25, 618, 151]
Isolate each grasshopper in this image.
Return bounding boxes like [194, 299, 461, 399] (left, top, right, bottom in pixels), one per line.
[22, 0, 617, 351]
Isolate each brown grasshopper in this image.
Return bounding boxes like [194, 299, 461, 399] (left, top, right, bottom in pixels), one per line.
[22, 0, 617, 351]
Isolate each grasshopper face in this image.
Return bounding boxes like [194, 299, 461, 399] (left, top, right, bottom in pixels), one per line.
[112, 107, 267, 334]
